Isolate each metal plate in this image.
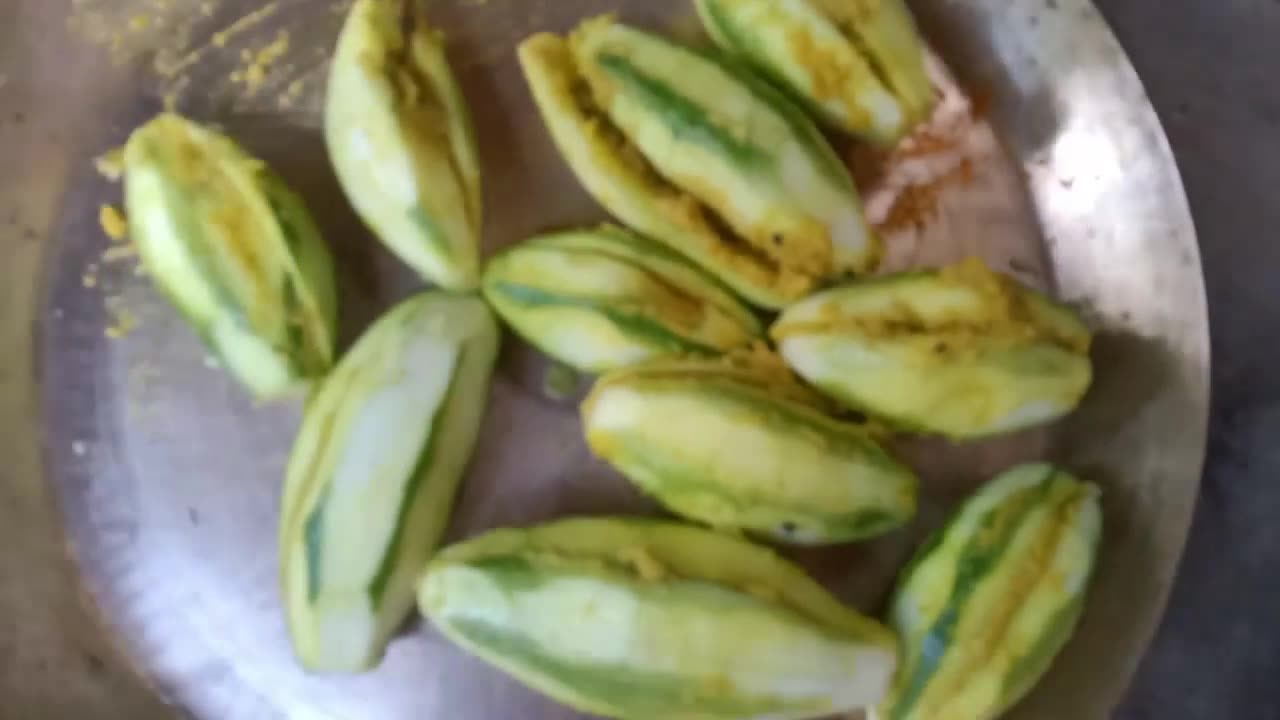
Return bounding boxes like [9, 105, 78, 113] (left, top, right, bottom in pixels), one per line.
[8, 0, 1208, 717]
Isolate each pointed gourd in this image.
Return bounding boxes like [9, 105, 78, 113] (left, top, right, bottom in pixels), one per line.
[280, 292, 498, 672]
[123, 112, 338, 399]
[519, 16, 877, 309]
[420, 517, 898, 719]
[879, 463, 1102, 720]
[482, 225, 763, 372]
[697, 0, 933, 143]
[772, 260, 1093, 439]
[327, 0, 482, 289]
[582, 359, 917, 543]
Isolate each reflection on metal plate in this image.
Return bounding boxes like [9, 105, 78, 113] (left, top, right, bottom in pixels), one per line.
[2, 0, 1208, 718]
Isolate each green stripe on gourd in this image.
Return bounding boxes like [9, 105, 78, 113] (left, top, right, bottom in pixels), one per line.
[880, 463, 1102, 720]
[446, 618, 800, 719]
[489, 282, 722, 359]
[303, 486, 330, 603]
[326, 0, 482, 289]
[527, 225, 766, 330]
[582, 360, 917, 543]
[280, 292, 499, 673]
[517, 24, 867, 311]
[699, 41, 859, 192]
[704, 1, 889, 135]
[889, 473, 1057, 714]
[593, 42, 855, 194]
[256, 172, 339, 356]
[123, 112, 337, 400]
[365, 343, 472, 604]
[573, 18, 875, 276]
[419, 517, 898, 720]
[594, 52, 772, 169]
[698, 0, 933, 144]
[772, 260, 1093, 439]
[482, 226, 763, 373]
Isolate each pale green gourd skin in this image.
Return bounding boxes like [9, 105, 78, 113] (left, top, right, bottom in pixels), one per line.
[123, 112, 338, 400]
[806, 0, 937, 126]
[280, 292, 498, 673]
[419, 517, 898, 720]
[326, 0, 482, 290]
[696, 0, 934, 144]
[573, 19, 872, 275]
[482, 225, 764, 373]
[772, 262, 1094, 439]
[879, 464, 1102, 720]
[518, 16, 878, 310]
[582, 360, 918, 544]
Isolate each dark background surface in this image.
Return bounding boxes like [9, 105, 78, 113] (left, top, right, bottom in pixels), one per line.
[1098, 0, 1280, 717]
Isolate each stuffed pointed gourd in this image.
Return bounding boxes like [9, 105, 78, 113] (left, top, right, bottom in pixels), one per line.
[419, 517, 898, 719]
[772, 260, 1093, 439]
[518, 16, 877, 309]
[582, 359, 917, 543]
[327, 0, 482, 289]
[697, 0, 934, 144]
[878, 463, 1102, 720]
[482, 225, 763, 372]
[123, 112, 338, 399]
[280, 292, 498, 672]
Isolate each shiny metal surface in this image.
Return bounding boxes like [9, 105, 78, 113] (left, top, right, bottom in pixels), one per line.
[0, 0, 1209, 718]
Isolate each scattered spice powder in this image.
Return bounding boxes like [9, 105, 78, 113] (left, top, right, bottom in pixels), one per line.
[104, 296, 140, 340]
[232, 29, 290, 96]
[99, 204, 129, 240]
[94, 147, 126, 181]
[851, 71, 988, 235]
[878, 157, 976, 234]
